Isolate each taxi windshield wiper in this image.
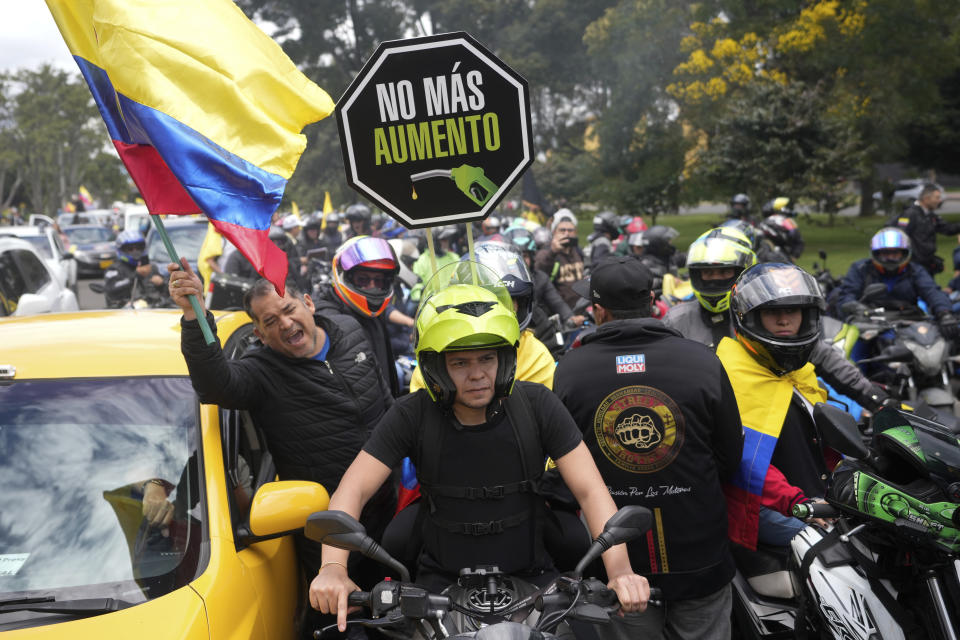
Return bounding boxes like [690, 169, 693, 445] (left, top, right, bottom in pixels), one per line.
[0, 597, 133, 617]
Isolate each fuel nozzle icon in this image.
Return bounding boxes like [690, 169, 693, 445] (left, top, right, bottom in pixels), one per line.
[410, 164, 498, 206]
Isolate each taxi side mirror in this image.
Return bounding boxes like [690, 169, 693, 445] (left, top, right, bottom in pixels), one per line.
[246, 481, 330, 540]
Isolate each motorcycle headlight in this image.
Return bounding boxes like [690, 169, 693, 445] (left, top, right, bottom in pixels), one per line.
[904, 340, 947, 377]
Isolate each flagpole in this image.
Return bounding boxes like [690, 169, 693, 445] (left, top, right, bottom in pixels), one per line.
[151, 214, 215, 345]
[465, 223, 478, 285]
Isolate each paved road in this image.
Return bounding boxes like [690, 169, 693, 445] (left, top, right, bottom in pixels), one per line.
[676, 193, 960, 216]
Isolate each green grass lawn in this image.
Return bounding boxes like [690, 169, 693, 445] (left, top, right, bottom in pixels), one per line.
[581, 212, 960, 289]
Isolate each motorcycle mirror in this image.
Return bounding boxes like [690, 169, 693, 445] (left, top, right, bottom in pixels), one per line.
[818, 250, 827, 261]
[573, 506, 652, 578]
[859, 283, 887, 304]
[855, 345, 912, 365]
[304, 511, 411, 582]
[89, 282, 105, 294]
[813, 403, 868, 459]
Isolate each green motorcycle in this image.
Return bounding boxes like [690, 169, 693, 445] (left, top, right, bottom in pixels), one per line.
[793, 407, 960, 639]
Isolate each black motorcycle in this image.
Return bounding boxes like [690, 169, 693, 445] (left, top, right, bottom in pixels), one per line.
[305, 506, 659, 640]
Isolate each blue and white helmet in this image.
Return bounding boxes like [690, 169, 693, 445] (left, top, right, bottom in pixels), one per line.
[115, 230, 146, 266]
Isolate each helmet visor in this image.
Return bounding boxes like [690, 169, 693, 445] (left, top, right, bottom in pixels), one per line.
[337, 237, 397, 272]
[420, 261, 513, 315]
[465, 242, 532, 293]
[734, 265, 823, 315]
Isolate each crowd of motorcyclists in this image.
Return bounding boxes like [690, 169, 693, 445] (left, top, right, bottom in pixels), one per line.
[191, 184, 958, 638]
[10, 182, 960, 639]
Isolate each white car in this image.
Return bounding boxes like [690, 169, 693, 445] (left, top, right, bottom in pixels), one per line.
[873, 179, 945, 210]
[0, 237, 79, 316]
[0, 225, 78, 291]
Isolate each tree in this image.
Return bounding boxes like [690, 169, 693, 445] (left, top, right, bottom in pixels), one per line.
[0, 65, 125, 215]
[668, 1, 960, 215]
[581, 0, 694, 217]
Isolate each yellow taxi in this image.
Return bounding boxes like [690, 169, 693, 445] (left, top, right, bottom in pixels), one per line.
[0, 309, 329, 637]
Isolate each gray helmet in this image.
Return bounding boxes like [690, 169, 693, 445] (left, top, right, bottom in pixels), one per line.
[592, 210, 620, 236]
[345, 203, 372, 223]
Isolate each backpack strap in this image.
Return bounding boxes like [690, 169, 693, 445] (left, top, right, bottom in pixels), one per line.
[502, 384, 545, 489]
[416, 392, 444, 497]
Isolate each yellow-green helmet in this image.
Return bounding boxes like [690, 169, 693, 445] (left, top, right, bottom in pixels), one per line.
[687, 227, 758, 314]
[416, 261, 520, 407]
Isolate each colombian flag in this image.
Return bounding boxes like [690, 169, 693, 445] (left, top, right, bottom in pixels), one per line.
[45, 0, 335, 295]
[716, 337, 827, 549]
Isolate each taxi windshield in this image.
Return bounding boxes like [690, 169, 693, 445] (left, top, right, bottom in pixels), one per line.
[0, 377, 205, 614]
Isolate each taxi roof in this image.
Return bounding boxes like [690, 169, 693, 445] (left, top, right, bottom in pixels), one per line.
[0, 309, 252, 379]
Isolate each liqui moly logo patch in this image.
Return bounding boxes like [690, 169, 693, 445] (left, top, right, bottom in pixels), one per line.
[615, 354, 645, 374]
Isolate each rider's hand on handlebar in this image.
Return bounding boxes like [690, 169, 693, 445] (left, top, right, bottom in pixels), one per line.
[606, 571, 650, 614]
[840, 300, 870, 319]
[806, 498, 835, 528]
[309, 563, 360, 632]
[936, 311, 960, 340]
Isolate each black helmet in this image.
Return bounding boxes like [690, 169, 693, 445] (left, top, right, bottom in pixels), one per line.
[467, 241, 535, 330]
[345, 203, 372, 223]
[303, 212, 324, 231]
[269, 225, 294, 254]
[642, 225, 679, 259]
[731, 263, 824, 375]
[434, 224, 460, 243]
[761, 196, 794, 218]
[729, 193, 751, 219]
[758, 214, 799, 252]
[592, 210, 620, 236]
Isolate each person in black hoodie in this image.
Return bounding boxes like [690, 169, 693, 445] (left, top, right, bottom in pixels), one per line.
[554, 255, 744, 640]
[166, 261, 395, 638]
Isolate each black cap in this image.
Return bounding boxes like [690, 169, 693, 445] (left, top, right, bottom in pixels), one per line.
[571, 256, 654, 312]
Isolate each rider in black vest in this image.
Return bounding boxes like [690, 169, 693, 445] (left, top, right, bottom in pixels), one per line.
[308, 265, 650, 632]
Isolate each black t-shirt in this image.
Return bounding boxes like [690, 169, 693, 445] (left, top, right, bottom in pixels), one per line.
[363, 382, 582, 577]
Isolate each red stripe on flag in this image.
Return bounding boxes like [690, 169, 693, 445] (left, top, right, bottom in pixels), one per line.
[114, 140, 200, 214]
[210, 219, 288, 296]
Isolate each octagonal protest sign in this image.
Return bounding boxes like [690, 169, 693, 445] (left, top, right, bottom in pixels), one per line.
[336, 32, 534, 229]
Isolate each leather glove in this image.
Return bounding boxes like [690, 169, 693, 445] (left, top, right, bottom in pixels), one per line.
[861, 385, 891, 414]
[840, 300, 869, 319]
[937, 311, 960, 341]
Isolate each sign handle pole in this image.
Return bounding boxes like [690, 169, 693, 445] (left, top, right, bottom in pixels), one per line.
[425, 227, 440, 279]
[152, 214, 216, 345]
[465, 223, 479, 285]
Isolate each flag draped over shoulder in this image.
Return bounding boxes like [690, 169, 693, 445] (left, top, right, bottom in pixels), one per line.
[46, 0, 335, 294]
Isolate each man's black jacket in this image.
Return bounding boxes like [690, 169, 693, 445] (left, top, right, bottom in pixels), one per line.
[888, 203, 960, 274]
[554, 318, 743, 601]
[180, 310, 392, 492]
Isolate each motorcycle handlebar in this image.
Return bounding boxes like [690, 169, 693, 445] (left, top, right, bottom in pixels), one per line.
[535, 586, 663, 611]
[346, 584, 452, 614]
[793, 502, 840, 520]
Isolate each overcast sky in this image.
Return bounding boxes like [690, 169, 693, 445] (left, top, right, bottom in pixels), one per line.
[2, 3, 76, 74]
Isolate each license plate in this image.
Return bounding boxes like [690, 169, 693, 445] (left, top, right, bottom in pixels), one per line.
[100, 259, 114, 269]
